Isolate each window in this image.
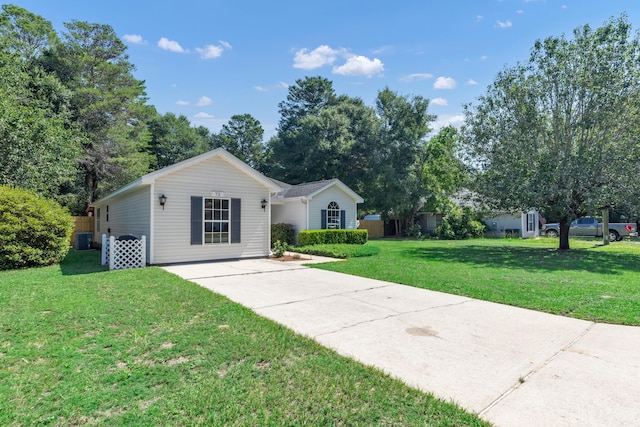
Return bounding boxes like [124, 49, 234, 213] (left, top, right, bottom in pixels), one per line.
[326, 201, 340, 229]
[204, 198, 229, 244]
[526, 213, 535, 232]
[97, 208, 101, 232]
[191, 197, 241, 245]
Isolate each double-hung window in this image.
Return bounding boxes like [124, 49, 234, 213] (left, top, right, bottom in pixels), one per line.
[191, 196, 241, 245]
[204, 198, 229, 244]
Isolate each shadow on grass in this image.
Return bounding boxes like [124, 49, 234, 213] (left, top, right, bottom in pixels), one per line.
[60, 249, 108, 275]
[407, 244, 640, 275]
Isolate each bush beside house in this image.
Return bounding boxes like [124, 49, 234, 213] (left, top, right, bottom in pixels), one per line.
[0, 185, 74, 270]
[298, 229, 368, 246]
[271, 223, 295, 246]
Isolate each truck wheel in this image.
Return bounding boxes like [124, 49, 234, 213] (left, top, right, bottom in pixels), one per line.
[545, 229, 558, 238]
[608, 230, 620, 242]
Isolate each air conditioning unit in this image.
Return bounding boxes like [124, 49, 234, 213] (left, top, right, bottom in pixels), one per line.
[76, 232, 92, 250]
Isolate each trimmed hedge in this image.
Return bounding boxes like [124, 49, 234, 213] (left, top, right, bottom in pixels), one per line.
[0, 185, 74, 270]
[271, 223, 295, 246]
[297, 229, 368, 246]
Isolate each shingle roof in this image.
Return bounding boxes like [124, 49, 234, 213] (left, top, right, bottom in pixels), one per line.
[272, 179, 336, 198]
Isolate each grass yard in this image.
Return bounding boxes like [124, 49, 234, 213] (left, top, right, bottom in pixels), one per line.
[313, 238, 640, 326]
[0, 250, 487, 426]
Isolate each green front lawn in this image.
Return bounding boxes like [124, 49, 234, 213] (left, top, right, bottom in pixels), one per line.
[312, 238, 640, 326]
[0, 250, 487, 426]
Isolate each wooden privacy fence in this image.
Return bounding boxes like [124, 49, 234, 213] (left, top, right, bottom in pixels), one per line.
[358, 219, 384, 239]
[71, 216, 94, 246]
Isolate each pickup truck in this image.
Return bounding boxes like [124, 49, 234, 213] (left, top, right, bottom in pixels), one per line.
[542, 217, 638, 241]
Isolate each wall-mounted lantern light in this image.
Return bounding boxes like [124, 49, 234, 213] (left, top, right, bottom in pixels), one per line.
[261, 198, 268, 211]
[159, 194, 167, 210]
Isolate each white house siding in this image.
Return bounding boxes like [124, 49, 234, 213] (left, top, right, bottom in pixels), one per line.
[152, 156, 271, 264]
[271, 201, 307, 237]
[93, 186, 151, 258]
[308, 186, 358, 230]
[483, 214, 521, 237]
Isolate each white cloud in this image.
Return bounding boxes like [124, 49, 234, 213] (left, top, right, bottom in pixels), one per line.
[196, 96, 212, 107]
[433, 114, 465, 132]
[466, 79, 479, 86]
[332, 55, 384, 77]
[123, 34, 145, 44]
[496, 20, 513, 29]
[196, 45, 224, 59]
[434, 76, 457, 89]
[254, 82, 289, 92]
[195, 40, 231, 59]
[158, 37, 187, 53]
[561, 5, 568, 9]
[293, 45, 341, 69]
[194, 112, 214, 119]
[480, 55, 488, 61]
[176, 100, 190, 106]
[477, 15, 483, 22]
[372, 45, 394, 54]
[431, 97, 448, 106]
[516, 9, 524, 14]
[400, 73, 433, 82]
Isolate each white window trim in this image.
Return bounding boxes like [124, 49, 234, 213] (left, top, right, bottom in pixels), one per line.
[203, 197, 231, 245]
[327, 201, 340, 229]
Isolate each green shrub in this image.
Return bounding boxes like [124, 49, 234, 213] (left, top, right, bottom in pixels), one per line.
[0, 185, 74, 270]
[297, 229, 368, 246]
[436, 206, 486, 240]
[272, 240, 288, 258]
[271, 223, 295, 246]
[294, 243, 380, 259]
[405, 223, 422, 238]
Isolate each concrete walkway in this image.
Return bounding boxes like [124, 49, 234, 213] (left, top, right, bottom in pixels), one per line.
[162, 258, 640, 427]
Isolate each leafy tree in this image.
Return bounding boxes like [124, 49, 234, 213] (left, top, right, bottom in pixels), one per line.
[461, 16, 640, 250]
[422, 126, 466, 213]
[373, 88, 435, 234]
[219, 114, 266, 169]
[0, 49, 79, 199]
[0, 4, 59, 61]
[268, 76, 337, 182]
[42, 20, 153, 205]
[147, 111, 209, 169]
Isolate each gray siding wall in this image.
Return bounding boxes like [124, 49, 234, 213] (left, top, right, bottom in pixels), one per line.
[93, 186, 152, 261]
[153, 156, 271, 264]
[308, 187, 358, 230]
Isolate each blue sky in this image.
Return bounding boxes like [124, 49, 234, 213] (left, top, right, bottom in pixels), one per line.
[10, 1, 640, 139]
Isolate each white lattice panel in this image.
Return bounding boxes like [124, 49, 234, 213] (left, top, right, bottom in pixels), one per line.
[107, 235, 146, 270]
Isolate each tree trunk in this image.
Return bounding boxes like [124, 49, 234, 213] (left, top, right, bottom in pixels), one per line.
[559, 218, 570, 251]
[602, 207, 610, 246]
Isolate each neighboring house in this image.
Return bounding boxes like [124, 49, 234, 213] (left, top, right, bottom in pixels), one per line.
[91, 148, 363, 264]
[483, 210, 540, 238]
[270, 178, 364, 243]
[417, 190, 540, 238]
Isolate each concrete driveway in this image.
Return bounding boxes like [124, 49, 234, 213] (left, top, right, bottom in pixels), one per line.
[162, 258, 640, 427]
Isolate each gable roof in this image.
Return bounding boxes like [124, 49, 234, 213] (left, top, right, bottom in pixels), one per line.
[93, 148, 282, 205]
[273, 178, 364, 203]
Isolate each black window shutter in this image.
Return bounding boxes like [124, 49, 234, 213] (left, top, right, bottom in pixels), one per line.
[191, 196, 203, 245]
[231, 198, 241, 243]
[321, 209, 327, 229]
[340, 210, 346, 229]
